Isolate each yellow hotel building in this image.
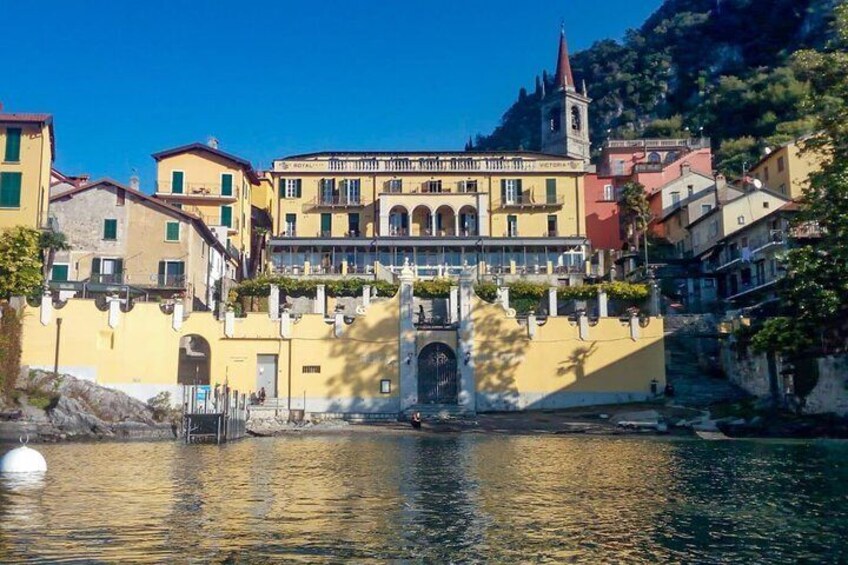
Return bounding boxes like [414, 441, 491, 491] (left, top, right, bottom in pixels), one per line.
[0, 112, 54, 230]
[267, 151, 589, 279]
[152, 142, 260, 276]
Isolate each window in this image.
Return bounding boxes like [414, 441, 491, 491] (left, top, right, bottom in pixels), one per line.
[701, 204, 713, 215]
[603, 184, 614, 201]
[779, 184, 786, 195]
[648, 152, 661, 164]
[221, 173, 233, 196]
[671, 191, 681, 205]
[51, 264, 69, 282]
[320, 213, 332, 237]
[103, 219, 118, 240]
[613, 160, 625, 176]
[4, 127, 22, 162]
[380, 379, 391, 394]
[92, 257, 124, 284]
[320, 178, 336, 203]
[424, 180, 442, 193]
[710, 220, 719, 236]
[171, 171, 184, 194]
[342, 178, 361, 203]
[737, 215, 746, 225]
[763, 202, 770, 209]
[547, 215, 558, 236]
[303, 365, 321, 374]
[0, 172, 22, 207]
[777, 156, 785, 172]
[387, 178, 402, 193]
[165, 221, 180, 241]
[280, 178, 302, 199]
[116, 189, 125, 206]
[549, 106, 561, 132]
[348, 213, 360, 237]
[502, 179, 521, 204]
[687, 184, 694, 197]
[571, 105, 582, 131]
[507, 215, 518, 237]
[458, 179, 477, 193]
[157, 260, 185, 287]
[546, 179, 557, 204]
[221, 205, 233, 228]
[285, 213, 297, 236]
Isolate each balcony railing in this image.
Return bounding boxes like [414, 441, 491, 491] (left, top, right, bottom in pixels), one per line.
[500, 190, 564, 209]
[305, 196, 366, 209]
[633, 163, 664, 173]
[156, 181, 239, 199]
[83, 273, 188, 289]
[203, 216, 240, 231]
[604, 137, 710, 150]
[320, 156, 540, 173]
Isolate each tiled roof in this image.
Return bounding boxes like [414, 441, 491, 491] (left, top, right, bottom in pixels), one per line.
[152, 142, 260, 184]
[0, 113, 53, 124]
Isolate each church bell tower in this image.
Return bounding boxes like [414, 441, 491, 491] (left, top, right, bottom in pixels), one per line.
[540, 27, 591, 160]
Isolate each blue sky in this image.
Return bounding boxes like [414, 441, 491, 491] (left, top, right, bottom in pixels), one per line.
[2, 1, 662, 189]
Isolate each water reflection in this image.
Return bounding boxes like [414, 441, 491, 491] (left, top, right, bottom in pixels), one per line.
[0, 436, 847, 563]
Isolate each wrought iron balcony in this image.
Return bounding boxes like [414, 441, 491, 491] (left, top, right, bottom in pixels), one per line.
[305, 196, 366, 209]
[499, 190, 564, 209]
[155, 181, 239, 200]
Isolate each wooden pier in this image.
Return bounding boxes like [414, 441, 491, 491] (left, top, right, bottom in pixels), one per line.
[182, 385, 249, 444]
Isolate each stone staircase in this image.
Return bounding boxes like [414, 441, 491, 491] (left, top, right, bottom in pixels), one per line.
[665, 334, 748, 407]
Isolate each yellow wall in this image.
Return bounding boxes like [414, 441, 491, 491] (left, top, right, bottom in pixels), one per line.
[19, 287, 666, 413]
[155, 151, 255, 256]
[471, 297, 664, 409]
[0, 121, 52, 230]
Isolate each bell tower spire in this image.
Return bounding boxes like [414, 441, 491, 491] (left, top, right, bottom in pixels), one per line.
[540, 25, 591, 161]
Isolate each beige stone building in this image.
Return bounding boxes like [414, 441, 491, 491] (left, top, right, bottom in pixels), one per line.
[749, 136, 824, 199]
[48, 179, 237, 310]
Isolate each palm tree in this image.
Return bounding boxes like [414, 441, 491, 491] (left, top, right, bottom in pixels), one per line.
[39, 230, 70, 290]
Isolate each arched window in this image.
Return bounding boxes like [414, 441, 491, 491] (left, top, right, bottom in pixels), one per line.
[178, 335, 211, 385]
[549, 107, 561, 132]
[571, 105, 582, 131]
[648, 152, 661, 164]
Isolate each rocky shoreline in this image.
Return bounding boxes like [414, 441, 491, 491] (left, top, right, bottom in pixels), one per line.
[0, 370, 179, 443]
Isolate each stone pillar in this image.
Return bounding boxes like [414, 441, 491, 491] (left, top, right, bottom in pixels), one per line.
[449, 285, 459, 324]
[108, 297, 120, 329]
[314, 284, 326, 315]
[548, 287, 558, 317]
[527, 312, 537, 339]
[333, 311, 344, 337]
[498, 287, 510, 310]
[268, 285, 280, 320]
[458, 270, 476, 412]
[40, 292, 52, 326]
[398, 261, 417, 410]
[430, 212, 437, 236]
[578, 311, 589, 341]
[172, 302, 184, 331]
[454, 213, 460, 237]
[280, 311, 292, 339]
[362, 285, 371, 308]
[630, 314, 640, 341]
[598, 289, 609, 318]
[224, 308, 235, 338]
[650, 277, 661, 317]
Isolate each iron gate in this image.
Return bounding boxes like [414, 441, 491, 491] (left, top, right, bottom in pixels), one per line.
[417, 343, 458, 404]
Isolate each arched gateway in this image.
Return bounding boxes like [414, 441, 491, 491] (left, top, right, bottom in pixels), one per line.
[417, 343, 458, 404]
[177, 335, 211, 385]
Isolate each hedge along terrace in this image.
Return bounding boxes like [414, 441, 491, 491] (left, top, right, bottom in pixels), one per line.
[230, 276, 650, 316]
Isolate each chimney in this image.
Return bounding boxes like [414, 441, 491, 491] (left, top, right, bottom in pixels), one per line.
[129, 171, 140, 191]
[714, 173, 727, 203]
[680, 161, 691, 177]
[207, 136, 219, 149]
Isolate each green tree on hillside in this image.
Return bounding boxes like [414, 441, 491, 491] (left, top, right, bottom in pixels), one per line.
[619, 182, 651, 253]
[752, 4, 848, 355]
[0, 227, 43, 299]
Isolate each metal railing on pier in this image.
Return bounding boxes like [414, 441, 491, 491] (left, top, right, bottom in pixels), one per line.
[182, 384, 249, 444]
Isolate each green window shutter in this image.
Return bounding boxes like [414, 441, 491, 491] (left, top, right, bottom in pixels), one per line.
[546, 179, 557, 204]
[114, 259, 124, 276]
[516, 179, 523, 202]
[0, 172, 22, 207]
[51, 265, 69, 282]
[166, 221, 180, 241]
[5, 128, 22, 162]
[171, 171, 184, 194]
[158, 261, 166, 286]
[103, 219, 117, 240]
[221, 205, 232, 228]
[321, 213, 332, 235]
[278, 178, 285, 198]
[221, 174, 233, 196]
[295, 179, 302, 198]
[91, 258, 102, 277]
[500, 179, 507, 203]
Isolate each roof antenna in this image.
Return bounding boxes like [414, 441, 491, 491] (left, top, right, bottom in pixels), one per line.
[129, 168, 140, 191]
[207, 136, 219, 149]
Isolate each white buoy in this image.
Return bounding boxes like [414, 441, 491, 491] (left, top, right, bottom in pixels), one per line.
[0, 437, 47, 474]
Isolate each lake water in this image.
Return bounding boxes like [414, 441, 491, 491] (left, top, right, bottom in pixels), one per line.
[1, 434, 847, 563]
